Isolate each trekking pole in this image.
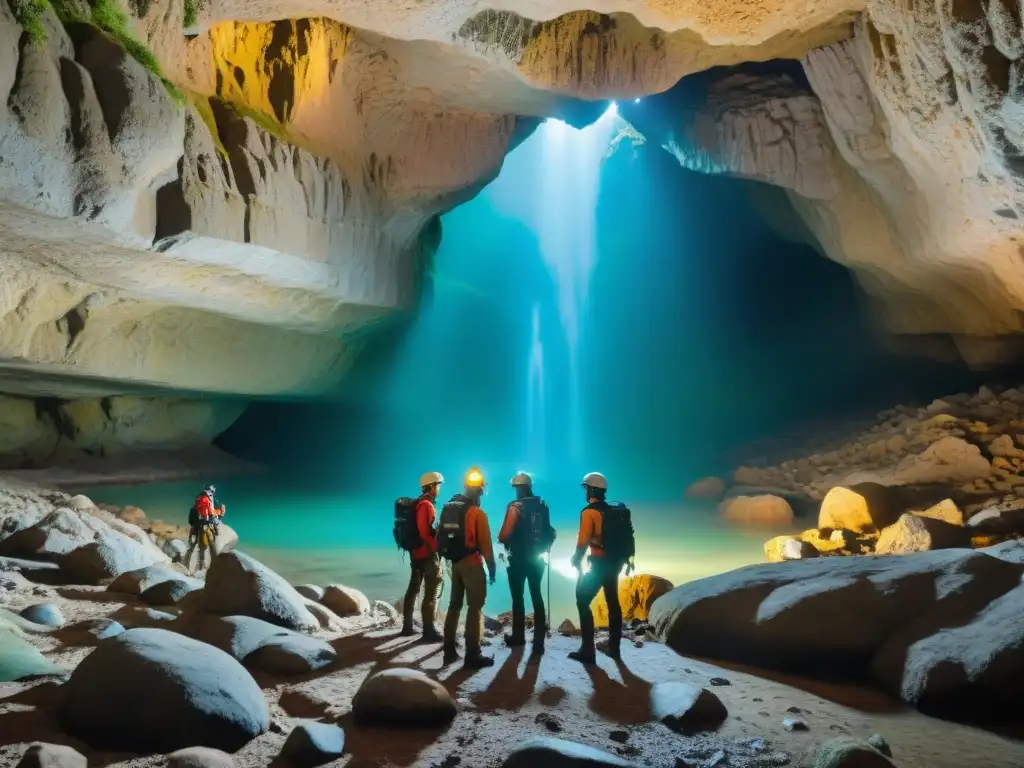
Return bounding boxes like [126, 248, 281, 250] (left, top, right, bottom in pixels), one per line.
[546, 549, 552, 637]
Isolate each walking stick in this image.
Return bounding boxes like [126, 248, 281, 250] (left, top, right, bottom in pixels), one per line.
[546, 549, 552, 637]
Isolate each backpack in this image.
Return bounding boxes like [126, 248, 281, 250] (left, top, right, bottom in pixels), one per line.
[593, 501, 635, 564]
[437, 496, 473, 562]
[188, 505, 200, 528]
[393, 497, 423, 552]
[509, 496, 554, 557]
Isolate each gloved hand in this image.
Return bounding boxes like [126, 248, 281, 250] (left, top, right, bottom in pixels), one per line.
[488, 572, 496, 586]
[625, 557, 635, 576]
[570, 553, 583, 571]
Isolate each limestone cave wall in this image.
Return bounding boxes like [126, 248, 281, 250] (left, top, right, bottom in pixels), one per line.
[1, 0, 1024, 457]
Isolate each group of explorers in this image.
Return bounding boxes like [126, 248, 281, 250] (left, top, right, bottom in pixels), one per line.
[394, 467, 635, 670]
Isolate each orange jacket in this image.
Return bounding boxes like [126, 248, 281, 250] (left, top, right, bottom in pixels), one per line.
[575, 503, 606, 558]
[463, 504, 496, 576]
[497, 501, 520, 545]
[411, 498, 437, 560]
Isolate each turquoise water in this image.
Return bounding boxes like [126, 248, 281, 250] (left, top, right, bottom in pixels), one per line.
[83, 476, 789, 623]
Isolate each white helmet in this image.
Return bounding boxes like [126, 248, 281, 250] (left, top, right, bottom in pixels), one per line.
[419, 471, 444, 489]
[510, 472, 532, 487]
[581, 472, 608, 490]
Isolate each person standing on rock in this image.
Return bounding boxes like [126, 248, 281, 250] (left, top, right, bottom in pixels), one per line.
[397, 471, 444, 641]
[497, 471, 555, 657]
[438, 467, 497, 669]
[569, 472, 635, 664]
[184, 484, 225, 574]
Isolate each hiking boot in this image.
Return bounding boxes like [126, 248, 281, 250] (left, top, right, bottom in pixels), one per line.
[504, 634, 526, 648]
[568, 647, 597, 665]
[597, 640, 621, 660]
[420, 627, 443, 643]
[442, 647, 461, 665]
[529, 642, 545, 659]
[399, 625, 416, 637]
[463, 653, 495, 670]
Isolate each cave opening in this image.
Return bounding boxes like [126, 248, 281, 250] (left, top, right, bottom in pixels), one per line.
[218, 76, 996, 504]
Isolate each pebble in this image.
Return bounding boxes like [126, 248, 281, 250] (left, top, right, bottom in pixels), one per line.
[609, 730, 629, 743]
[868, 733, 892, 756]
[633, 639, 644, 648]
[783, 717, 808, 731]
[534, 713, 562, 732]
[708, 677, 731, 686]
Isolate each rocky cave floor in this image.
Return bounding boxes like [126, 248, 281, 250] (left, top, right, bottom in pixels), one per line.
[0, 477, 1021, 768]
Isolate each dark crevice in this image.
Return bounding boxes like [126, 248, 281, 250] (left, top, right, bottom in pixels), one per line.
[58, 57, 88, 153]
[265, 20, 296, 123]
[154, 157, 193, 243]
[73, 27, 133, 143]
[208, 97, 256, 197]
[242, 201, 251, 243]
[59, 304, 86, 352]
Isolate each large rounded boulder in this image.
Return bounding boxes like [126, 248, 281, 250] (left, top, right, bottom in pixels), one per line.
[203, 552, 317, 631]
[62, 628, 269, 752]
[321, 584, 370, 617]
[592, 574, 673, 627]
[352, 668, 457, 727]
[718, 494, 794, 526]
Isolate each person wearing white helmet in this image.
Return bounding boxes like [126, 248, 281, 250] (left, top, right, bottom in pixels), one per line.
[437, 467, 497, 669]
[496, 471, 555, 657]
[569, 472, 636, 664]
[395, 471, 445, 641]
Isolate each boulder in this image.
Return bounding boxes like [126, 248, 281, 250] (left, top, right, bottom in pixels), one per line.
[141, 577, 203, 606]
[352, 668, 457, 727]
[501, 737, 635, 767]
[818, 483, 904, 533]
[279, 689, 331, 718]
[19, 603, 64, 628]
[967, 501, 1024, 534]
[280, 721, 345, 766]
[110, 606, 177, 628]
[321, 584, 370, 617]
[54, 618, 125, 646]
[649, 681, 727, 735]
[295, 584, 324, 601]
[162, 538, 189, 562]
[16, 743, 87, 768]
[718, 495, 794, 526]
[912, 499, 964, 526]
[245, 634, 337, 676]
[781, 538, 818, 560]
[591, 574, 673, 628]
[203, 552, 318, 631]
[372, 600, 400, 624]
[0, 612, 65, 681]
[62, 628, 269, 751]
[0, 507, 107, 558]
[979, 540, 1024, 565]
[66, 496, 95, 512]
[108, 564, 188, 595]
[685, 477, 726, 500]
[808, 738, 896, 767]
[167, 747, 237, 767]
[875, 514, 970, 555]
[649, 549, 1023, 684]
[61, 533, 164, 584]
[989, 434, 1020, 457]
[213, 523, 240, 554]
[118, 506, 148, 526]
[302, 598, 345, 632]
[892, 437, 991, 485]
[871, 579, 1024, 719]
[180, 614, 336, 674]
